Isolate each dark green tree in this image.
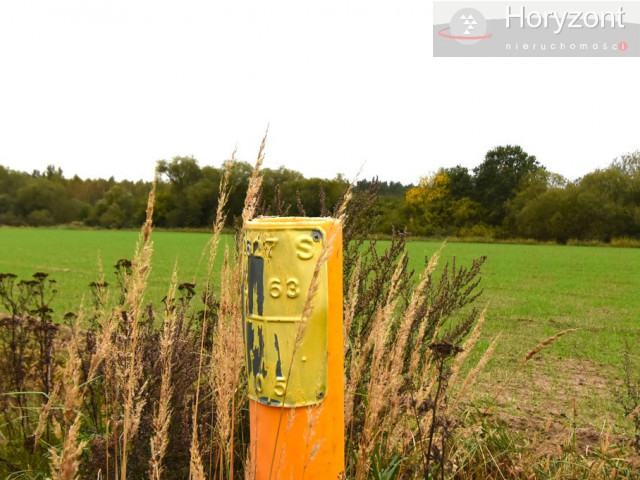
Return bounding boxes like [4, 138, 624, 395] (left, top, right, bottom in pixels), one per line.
[575, 168, 637, 240]
[157, 156, 203, 193]
[89, 185, 138, 229]
[444, 165, 474, 200]
[16, 178, 77, 225]
[473, 145, 543, 227]
[506, 170, 567, 237]
[261, 166, 305, 214]
[156, 156, 207, 227]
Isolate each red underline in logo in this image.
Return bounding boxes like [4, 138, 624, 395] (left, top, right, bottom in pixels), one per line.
[438, 27, 493, 40]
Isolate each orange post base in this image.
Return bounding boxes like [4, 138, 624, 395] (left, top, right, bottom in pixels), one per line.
[249, 393, 344, 479]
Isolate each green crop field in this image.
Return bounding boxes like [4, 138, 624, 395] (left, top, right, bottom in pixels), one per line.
[1, 227, 639, 433]
[404, 240, 640, 432]
[405, 241, 640, 364]
[2, 228, 639, 365]
[0, 228, 232, 315]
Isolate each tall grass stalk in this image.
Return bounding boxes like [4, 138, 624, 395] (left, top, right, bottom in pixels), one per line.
[242, 131, 267, 225]
[190, 158, 234, 480]
[447, 306, 487, 391]
[119, 175, 157, 480]
[148, 268, 178, 480]
[354, 256, 407, 480]
[384, 250, 441, 439]
[343, 258, 361, 359]
[453, 330, 500, 408]
[521, 328, 579, 365]
[239, 135, 268, 480]
[47, 313, 86, 480]
[211, 246, 244, 479]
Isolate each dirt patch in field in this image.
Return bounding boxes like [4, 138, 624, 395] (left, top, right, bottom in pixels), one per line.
[471, 357, 638, 460]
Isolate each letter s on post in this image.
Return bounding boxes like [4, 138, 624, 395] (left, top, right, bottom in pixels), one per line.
[296, 235, 314, 260]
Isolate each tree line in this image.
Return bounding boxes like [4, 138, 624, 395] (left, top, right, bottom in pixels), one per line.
[1, 146, 639, 243]
[406, 146, 640, 242]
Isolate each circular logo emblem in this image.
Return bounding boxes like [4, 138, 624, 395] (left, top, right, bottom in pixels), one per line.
[449, 8, 488, 45]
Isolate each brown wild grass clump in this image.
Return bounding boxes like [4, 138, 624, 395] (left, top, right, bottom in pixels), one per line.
[340, 181, 491, 479]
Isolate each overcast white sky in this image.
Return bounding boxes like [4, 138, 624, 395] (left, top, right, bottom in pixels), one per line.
[0, 0, 638, 185]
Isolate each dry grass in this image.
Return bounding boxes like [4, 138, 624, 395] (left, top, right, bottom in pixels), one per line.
[119, 175, 157, 480]
[242, 131, 267, 225]
[190, 156, 235, 480]
[353, 256, 407, 480]
[148, 268, 178, 480]
[447, 306, 485, 391]
[521, 328, 579, 365]
[347, 243, 480, 479]
[41, 300, 113, 480]
[47, 314, 86, 480]
[453, 329, 499, 407]
[210, 246, 244, 479]
[339, 182, 504, 479]
[343, 258, 361, 359]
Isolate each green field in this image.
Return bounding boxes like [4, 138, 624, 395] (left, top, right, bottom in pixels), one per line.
[2, 228, 639, 365]
[0, 228, 232, 315]
[1, 227, 639, 433]
[405, 241, 640, 364]
[403, 240, 640, 432]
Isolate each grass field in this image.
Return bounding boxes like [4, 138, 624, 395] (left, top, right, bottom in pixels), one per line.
[0, 227, 232, 314]
[404, 240, 640, 437]
[406, 241, 640, 365]
[1, 227, 639, 436]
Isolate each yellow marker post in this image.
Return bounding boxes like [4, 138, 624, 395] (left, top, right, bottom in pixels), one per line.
[242, 217, 344, 480]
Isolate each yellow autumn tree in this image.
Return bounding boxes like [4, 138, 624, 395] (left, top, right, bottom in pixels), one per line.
[406, 170, 452, 236]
